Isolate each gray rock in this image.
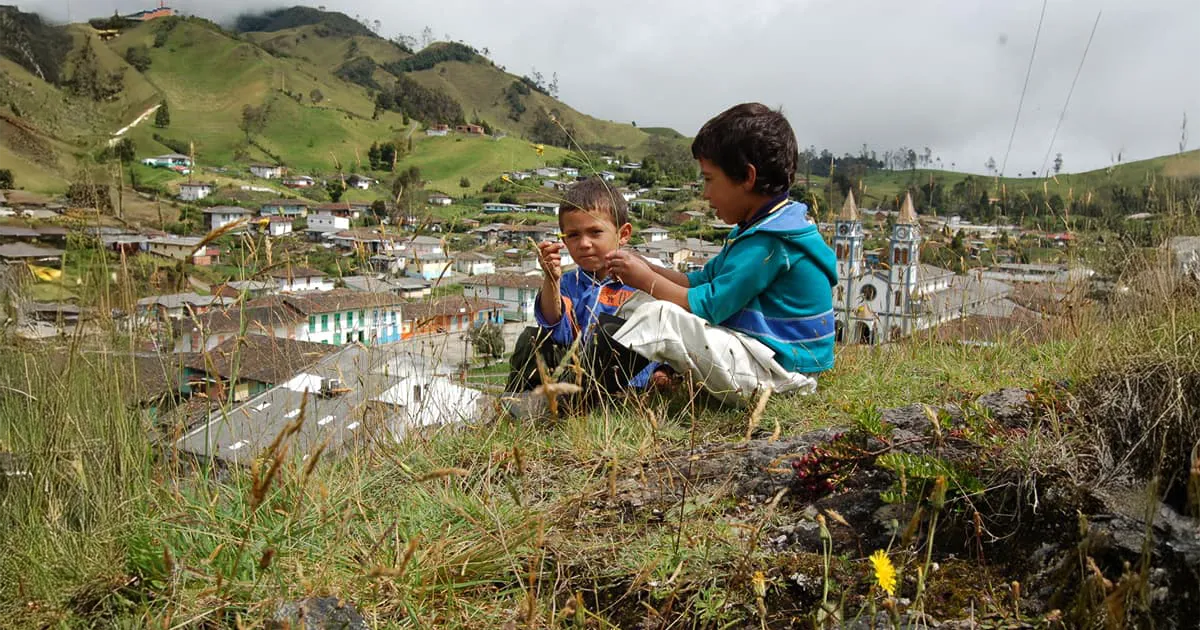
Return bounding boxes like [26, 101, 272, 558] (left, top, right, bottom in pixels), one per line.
[270, 597, 367, 630]
[975, 388, 1034, 427]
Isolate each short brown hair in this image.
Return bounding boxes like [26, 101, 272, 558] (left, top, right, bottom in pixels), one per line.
[558, 177, 629, 227]
[691, 102, 797, 196]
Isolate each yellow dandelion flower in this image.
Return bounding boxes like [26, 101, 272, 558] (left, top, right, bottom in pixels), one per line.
[869, 550, 897, 597]
[501, 174, 511, 182]
[534, 144, 545, 156]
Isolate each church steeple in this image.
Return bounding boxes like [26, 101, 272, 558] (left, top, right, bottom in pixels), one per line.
[889, 192, 921, 331]
[834, 191, 864, 281]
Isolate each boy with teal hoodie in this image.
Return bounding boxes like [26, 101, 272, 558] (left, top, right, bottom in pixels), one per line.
[605, 102, 837, 401]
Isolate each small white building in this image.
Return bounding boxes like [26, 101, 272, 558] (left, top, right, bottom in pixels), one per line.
[307, 214, 351, 235]
[643, 226, 670, 243]
[428, 194, 453, 206]
[525, 202, 559, 215]
[482, 202, 523, 214]
[535, 167, 560, 178]
[562, 167, 579, 178]
[408, 252, 453, 281]
[461, 273, 541, 321]
[453, 252, 496, 276]
[203, 206, 254, 232]
[263, 216, 294, 237]
[147, 236, 220, 266]
[178, 182, 214, 202]
[346, 174, 376, 190]
[507, 171, 532, 181]
[269, 266, 334, 293]
[283, 175, 316, 188]
[250, 164, 285, 179]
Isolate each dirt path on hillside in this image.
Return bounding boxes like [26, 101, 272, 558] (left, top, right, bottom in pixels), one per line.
[108, 104, 161, 147]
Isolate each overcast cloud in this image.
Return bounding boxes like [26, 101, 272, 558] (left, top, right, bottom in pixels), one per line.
[24, 0, 1200, 174]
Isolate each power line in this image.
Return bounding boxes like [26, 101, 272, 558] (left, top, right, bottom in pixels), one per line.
[1000, 0, 1048, 178]
[1039, 11, 1102, 178]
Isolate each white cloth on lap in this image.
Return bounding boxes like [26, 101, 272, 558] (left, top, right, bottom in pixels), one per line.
[612, 298, 818, 405]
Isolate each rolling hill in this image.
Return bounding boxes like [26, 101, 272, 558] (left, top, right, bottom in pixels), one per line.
[0, 5, 652, 196]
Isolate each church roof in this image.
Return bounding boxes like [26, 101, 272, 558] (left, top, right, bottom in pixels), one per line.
[839, 191, 859, 221]
[898, 192, 918, 224]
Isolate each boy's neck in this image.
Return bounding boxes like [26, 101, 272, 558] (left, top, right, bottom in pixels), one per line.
[739, 192, 785, 227]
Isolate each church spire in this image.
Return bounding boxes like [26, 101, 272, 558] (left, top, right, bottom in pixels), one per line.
[897, 192, 918, 224]
[839, 190, 859, 221]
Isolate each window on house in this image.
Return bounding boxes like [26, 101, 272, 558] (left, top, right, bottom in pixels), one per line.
[895, 291, 903, 307]
[498, 287, 505, 300]
[347, 311, 354, 327]
[308, 316, 316, 333]
[347, 332, 354, 344]
[413, 384, 423, 403]
[321, 314, 329, 331]
[334, 313, 341, 329]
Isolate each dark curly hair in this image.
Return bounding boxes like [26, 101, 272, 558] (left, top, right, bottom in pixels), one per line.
[691, 102, 797, 196]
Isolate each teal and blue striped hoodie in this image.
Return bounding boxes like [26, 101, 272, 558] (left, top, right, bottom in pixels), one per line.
[685, 198, 838, 373]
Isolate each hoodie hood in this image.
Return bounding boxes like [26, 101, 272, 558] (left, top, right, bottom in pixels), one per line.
[731, 201, 838, 286]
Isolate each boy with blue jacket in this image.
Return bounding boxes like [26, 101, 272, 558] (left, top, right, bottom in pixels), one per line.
[605, 102, 838, 402]
[504, 178, 663, 396]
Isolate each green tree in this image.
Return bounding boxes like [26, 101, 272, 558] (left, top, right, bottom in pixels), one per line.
[459, 176, 470, 188]
[123, 44, 151, 71]
[379, 143, 397, 171]
[326, 179, 345, 202]
[154, 100, 170, 128]
[469, 322, 505, 365]
[0, 169, 13, 189]
[391, 166, 424, 222]
[240, 104, 268, 140]
[309, 88, 324, 104]
[367, 142, 381, 170]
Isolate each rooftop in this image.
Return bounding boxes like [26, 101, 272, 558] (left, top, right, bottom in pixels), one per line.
[461, 273, 542, 289]
[185, 335, 335, 384]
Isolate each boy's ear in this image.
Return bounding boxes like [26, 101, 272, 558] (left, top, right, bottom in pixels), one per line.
[743, 164, 759, 192]
[618, 222, 632, 244]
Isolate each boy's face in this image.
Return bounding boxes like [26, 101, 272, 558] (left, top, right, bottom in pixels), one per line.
[699, 158, 756, 225]
[559, 209, 631, 275]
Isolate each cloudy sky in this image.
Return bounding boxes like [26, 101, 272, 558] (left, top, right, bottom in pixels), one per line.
[26, 0, 1200, 174]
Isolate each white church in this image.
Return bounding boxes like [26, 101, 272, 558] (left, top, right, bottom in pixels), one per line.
[832, 191, 1015, 344]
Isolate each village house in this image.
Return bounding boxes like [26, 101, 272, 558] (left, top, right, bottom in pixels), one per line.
[261, 216, 294, 237]
[306, 213, 351, 237]
[0, 225, 45, 243]
[428, 193, 453, 206]
[312, 202, 361, 220]
[673, 209, 708, 225]
[403, 296, 504, 337]
[203, 206, 254, 232]
[562, 167, 580, 178]
[397, 235, 444, 257]
[249, 163, 286, 179]
[461, 273, 541, 321]
[407, 251, 452, 281]
[618, 188, 637, 202]
[599, 171, 616, 181]
[630, 198, 664, 214]
[542, 180, 569, 191]
[213, 280, 278, 299]
[142, 153, 192, 168]
[620, 162, 642, 171]
[453, 251, 496, 276]
[642, 226, 670, 243]
[535, 167, 560, 178]
[181, 335, 336, 402]
[346, 174, 376, 190]
[177, 290, 409, 352]
[282, 175, 316, 188]
[259, 199, 310, 217]
[368, 255, 406, 275]
[525, 202, 560, 215]
[482, 202, 523, 214]
[173, 344, 486, 466]
[426, 124, 450, 136]
[455, 123, 485, 135]
[0, 243, 65, 265]
[135, 292, 235, 324]
[506, 171, 532, 181]
[178, 182, 214, 202]
[148, 236, 220, 266]
[269, 265, 334, 293]
[340, 275, 432, 299]
[631, 237, 721, 270]
[328, 228, 405, 256]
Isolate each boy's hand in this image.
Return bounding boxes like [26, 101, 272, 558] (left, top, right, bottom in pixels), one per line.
[536, 240, 564, 282]
[604, 250, 654, 289]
